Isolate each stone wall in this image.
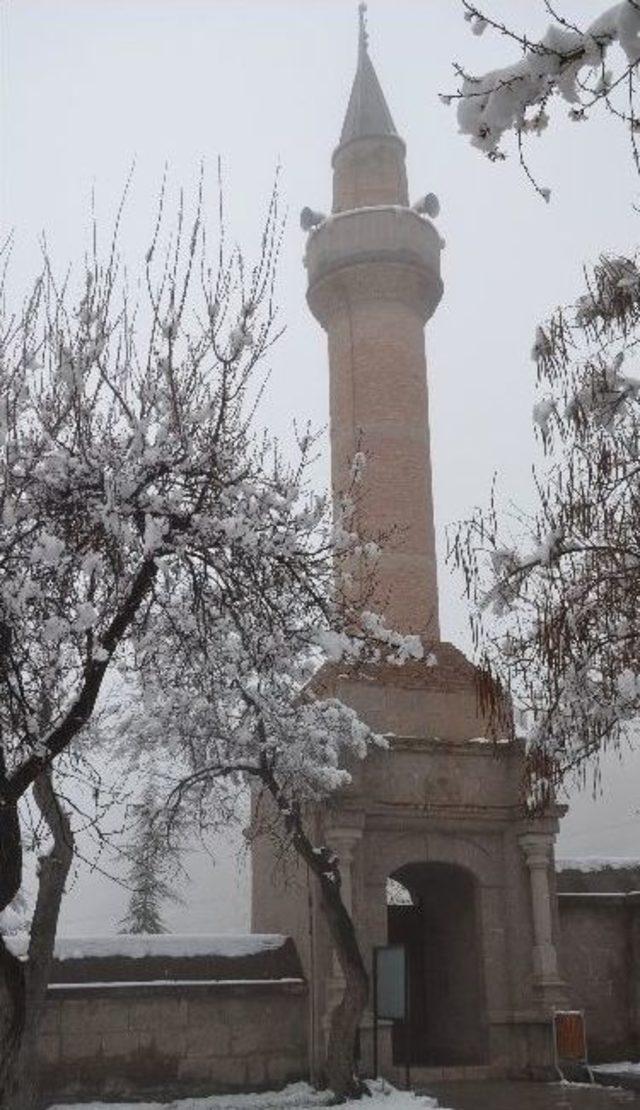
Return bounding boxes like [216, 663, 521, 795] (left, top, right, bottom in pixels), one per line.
[38, 937, 309, 1104]
[41, 979, 307, 1104]
[558, 862, 640, 894]
[557, 867, 640, 1063]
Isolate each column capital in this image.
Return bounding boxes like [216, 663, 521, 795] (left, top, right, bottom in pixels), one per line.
[519, 832, 555, 869]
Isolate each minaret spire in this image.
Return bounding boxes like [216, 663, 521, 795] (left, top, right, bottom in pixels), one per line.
[331, 4, 408, 212]
[338, 3, 399, 150]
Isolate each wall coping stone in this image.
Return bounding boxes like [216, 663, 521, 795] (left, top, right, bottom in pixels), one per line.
[46, 978, 306, 1002]
[558, 891, 640, 906]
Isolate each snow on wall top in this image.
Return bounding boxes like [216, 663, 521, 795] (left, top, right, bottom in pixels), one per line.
[21, 934, 289, 962]
[557, 857, 640, 873]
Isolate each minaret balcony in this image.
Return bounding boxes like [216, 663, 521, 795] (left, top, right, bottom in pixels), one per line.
[305, 205, 443, 325]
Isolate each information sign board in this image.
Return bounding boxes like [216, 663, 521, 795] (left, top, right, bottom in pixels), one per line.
[374, 944, 406, 1021]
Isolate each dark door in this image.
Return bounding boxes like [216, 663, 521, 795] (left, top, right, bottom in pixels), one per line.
[387, 865, 489, 1066]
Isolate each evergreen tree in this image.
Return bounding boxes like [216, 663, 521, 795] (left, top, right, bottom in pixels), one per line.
[119, 784, 181, 934]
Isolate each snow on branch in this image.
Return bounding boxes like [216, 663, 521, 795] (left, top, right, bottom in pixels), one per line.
[445, 0, 640, 190]
[449, 247, 640, 804]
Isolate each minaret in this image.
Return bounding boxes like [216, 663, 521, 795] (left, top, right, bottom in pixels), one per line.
[305, 4, 443, 640]
[254, 15, 568, 1082]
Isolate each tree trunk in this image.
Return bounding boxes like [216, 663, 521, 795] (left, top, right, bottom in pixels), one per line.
[262, 772, 369, 1102]
[314, 862, 369, 1102]
[0, 773, 26, 1106]
[2, 773, 73, 1110]
[0, 936, 26, 1106]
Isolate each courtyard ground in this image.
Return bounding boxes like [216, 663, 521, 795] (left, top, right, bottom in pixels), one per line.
[47, 1077, 640, 1110]
[422, 1081, 640, 1109]
[48, 1082, 439, 1110]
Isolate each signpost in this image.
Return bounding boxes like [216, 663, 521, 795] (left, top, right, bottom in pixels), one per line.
[372, 944, 410, 1088]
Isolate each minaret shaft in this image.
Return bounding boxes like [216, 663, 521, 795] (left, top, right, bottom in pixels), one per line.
[327, 277, 439, 640]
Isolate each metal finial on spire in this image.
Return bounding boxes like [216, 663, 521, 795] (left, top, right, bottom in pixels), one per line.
[358, 2, 369, 58]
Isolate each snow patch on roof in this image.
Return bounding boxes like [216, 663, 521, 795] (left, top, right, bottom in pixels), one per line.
[49, 978, 304, 990]
[37, 934, 288, 962]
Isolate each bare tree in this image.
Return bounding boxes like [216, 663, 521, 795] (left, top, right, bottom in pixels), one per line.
[0, 180, 282, 1106]
[109, 454, 425, 1101]
[0, 180, 424, 1105]
[450, 249, 640, 806]
[442, 3, 640, 806]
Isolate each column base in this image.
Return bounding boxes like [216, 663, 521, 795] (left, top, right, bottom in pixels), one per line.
[532, 975, 570, 1013]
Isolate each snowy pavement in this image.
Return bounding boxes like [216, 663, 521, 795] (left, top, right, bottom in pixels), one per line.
[593, 1065, 640, 1088]
[48, 1080, 441, 1110]
[422, 1080, 640, 1109]
[46, 1077, 640, 1110]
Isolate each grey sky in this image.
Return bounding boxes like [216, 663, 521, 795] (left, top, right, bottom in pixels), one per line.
[3, 0, 640, 934]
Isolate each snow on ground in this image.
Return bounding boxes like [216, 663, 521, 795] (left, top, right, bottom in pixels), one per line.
[8, 933, 287, 961]
[49, 1081, 442, 1110]
[592, 1061, 640, 1075]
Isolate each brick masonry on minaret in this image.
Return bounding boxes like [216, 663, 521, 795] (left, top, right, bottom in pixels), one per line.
[304, 21, 443, 641]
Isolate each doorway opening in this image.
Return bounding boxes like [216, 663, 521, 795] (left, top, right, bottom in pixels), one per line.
[386, 861, 489, 1066]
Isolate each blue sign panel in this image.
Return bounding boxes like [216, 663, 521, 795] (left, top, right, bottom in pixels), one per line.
[374, 944, 406, 1021]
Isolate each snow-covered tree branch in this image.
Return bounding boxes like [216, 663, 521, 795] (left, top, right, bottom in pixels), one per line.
[449, 250, 640, 806]
[0, 180, 293, 1107]
[444, 1, 640, 194]
[0, 174, 427, 1105]
[105, 462, 426, 1099]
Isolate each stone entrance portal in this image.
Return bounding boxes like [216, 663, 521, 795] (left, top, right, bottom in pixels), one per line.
[387, 863, 489, 1068]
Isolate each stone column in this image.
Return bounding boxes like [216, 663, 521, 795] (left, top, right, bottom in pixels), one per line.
[358, 874, 394, 1080]
[519, 833, 562, 985]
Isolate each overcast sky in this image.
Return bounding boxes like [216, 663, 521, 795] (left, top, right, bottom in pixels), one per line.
[3, 0, 640, 934]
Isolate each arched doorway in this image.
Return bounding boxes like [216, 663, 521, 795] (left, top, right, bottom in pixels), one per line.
[386, 862, 489, 1066]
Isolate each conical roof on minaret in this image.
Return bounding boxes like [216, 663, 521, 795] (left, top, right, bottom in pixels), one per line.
[338, 3, 400, 147]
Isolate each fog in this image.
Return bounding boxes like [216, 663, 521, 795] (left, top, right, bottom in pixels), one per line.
[3, 0, 639, 933]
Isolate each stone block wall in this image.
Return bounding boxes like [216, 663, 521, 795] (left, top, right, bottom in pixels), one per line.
[558, 863, 640, 894]
[41, 980, 307, 1103]
[38, 938, 309, 1104]
[557, 876, 640, 1063]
